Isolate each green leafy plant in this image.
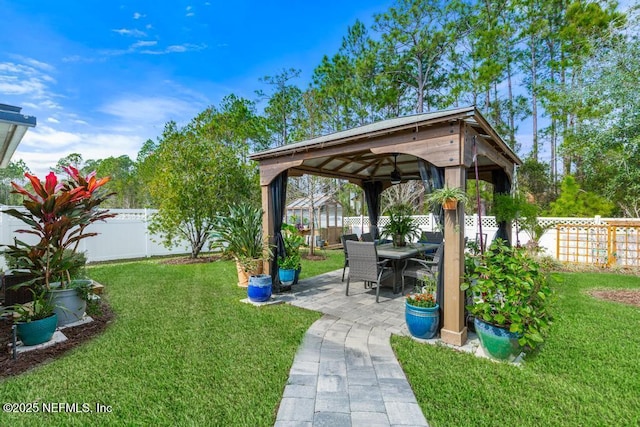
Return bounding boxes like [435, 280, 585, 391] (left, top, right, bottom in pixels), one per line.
[426, 186, 469, 207]
[461, 239, 554, 350]
[493, 192, 552, 254]
[8, 288, 56, 322]
[3, 167, 114, 289]
[214, 204, 271, 272]
[381, 203, 420, 245]
[277, 223, 303, 270]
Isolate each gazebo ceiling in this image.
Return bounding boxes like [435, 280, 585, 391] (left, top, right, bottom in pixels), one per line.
[250, 106, 522, 187]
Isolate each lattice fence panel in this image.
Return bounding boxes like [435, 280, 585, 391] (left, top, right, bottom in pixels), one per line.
[556, 224, 609, 265]
[610, 223, 640, 267]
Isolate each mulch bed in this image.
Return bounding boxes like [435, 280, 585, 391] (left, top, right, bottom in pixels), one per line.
[161, 255, 223, 265]
[589, 289, 640, 308]
[0, 301, 115, 379]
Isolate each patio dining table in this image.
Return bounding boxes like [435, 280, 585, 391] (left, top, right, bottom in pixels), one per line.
[376, 242, 441, 293]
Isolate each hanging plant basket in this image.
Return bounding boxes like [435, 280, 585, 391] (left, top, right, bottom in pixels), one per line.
[442, 199, 458, 210]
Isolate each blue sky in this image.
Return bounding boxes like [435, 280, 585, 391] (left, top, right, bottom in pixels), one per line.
[1, 0, 392, 177]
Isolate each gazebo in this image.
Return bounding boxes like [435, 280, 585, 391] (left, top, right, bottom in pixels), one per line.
[249, 106, 522, 347]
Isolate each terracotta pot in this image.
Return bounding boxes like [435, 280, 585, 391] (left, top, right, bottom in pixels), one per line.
[442, 199, 457, 210]
[236, 260, 263, 287]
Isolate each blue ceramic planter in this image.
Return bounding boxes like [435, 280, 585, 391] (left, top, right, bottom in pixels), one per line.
[278, 268, 296, 286]
[248, 274, 272, 302]
[405, 302, 440, 339]
[16, 314, 58, 346]
[474, 318, 522, 361]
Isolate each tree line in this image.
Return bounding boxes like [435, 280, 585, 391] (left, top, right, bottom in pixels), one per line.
[2, 0, 638, 256]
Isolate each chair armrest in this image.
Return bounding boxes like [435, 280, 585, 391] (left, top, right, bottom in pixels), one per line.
[407, 258, 437, 267]
[376, 259, 390, 268]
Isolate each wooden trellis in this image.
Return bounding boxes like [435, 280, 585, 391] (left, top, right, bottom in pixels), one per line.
[556, 221, 640, 268]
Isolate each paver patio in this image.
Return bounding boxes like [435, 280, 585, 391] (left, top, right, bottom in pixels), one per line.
[275, 270, 430, 426]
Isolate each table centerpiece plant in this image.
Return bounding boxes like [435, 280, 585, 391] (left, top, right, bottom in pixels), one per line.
[382, 203, 420, 247]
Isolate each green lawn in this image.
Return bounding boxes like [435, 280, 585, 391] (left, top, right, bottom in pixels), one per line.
[0, 250, 342, 426]
[2, 251, 638, 426]
[393, 271, 640, 427]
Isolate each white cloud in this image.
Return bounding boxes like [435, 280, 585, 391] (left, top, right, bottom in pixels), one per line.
[14, 127, 147, 177]
[139, 43, 207, 55]
[112, 28, 147, 37]
[98, 96, 198, 126]
[17, 57, 55, 72]
[133, 12, 145, 20]
[0, 60, 60, 110]
[131, 40, 158, 49]
[186, 5, 195, 17]
[47, 117, 60, 123]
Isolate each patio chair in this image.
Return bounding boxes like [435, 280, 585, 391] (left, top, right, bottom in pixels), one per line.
[360, 232, 374, 242]
[419, 231, 443, 244]
[400, 243, 444, 295]
[345, 240, 394, 303]
[340, 233, 360, 282]
[418, 231, 443, 257]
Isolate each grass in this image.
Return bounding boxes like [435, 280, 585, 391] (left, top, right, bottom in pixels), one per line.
[392, 272, 640, 427]
[0, 250, 343, 426]
[2, 250, 638, 426]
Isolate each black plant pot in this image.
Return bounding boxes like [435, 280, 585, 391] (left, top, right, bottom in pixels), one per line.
[2, 272, 37, 306]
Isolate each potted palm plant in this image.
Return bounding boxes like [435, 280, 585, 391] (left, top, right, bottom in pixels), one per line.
[3, 166, 114, 327]
[405, 271, 440, 339]
[427, 186, 469, 210]
[462, 239, 554, 361]
[381, 203, 420, 247]
[214, 204, 271, 287]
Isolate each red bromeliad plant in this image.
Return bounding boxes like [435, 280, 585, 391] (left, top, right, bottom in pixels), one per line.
[3, 166, 115, 289]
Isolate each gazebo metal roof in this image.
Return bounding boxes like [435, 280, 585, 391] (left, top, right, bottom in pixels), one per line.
[250, 106, 521, 187]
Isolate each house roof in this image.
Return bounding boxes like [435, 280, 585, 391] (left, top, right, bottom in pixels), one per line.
[0, 103, 36, 168]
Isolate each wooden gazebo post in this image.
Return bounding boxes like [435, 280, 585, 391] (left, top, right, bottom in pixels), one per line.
[440, 166, 467, 346]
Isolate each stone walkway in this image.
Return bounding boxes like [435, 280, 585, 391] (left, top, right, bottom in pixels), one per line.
[275, 270, 430, 426]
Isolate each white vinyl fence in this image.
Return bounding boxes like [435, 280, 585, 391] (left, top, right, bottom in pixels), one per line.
[0, 207, 190, 269]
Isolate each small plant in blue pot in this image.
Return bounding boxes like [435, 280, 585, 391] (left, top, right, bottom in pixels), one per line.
[405, 272, 439, 339]
[7, 289, 58, 346]
[277, 252, 300, 288]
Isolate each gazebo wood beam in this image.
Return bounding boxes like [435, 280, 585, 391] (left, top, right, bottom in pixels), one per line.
[256, 125, 453, 166]
[464, 114, 519, 166]
[259, 159, 304, 186]
[289, 165, 364, 185]
[463, 126, 515, 179]
[370, 133, 462, 167]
